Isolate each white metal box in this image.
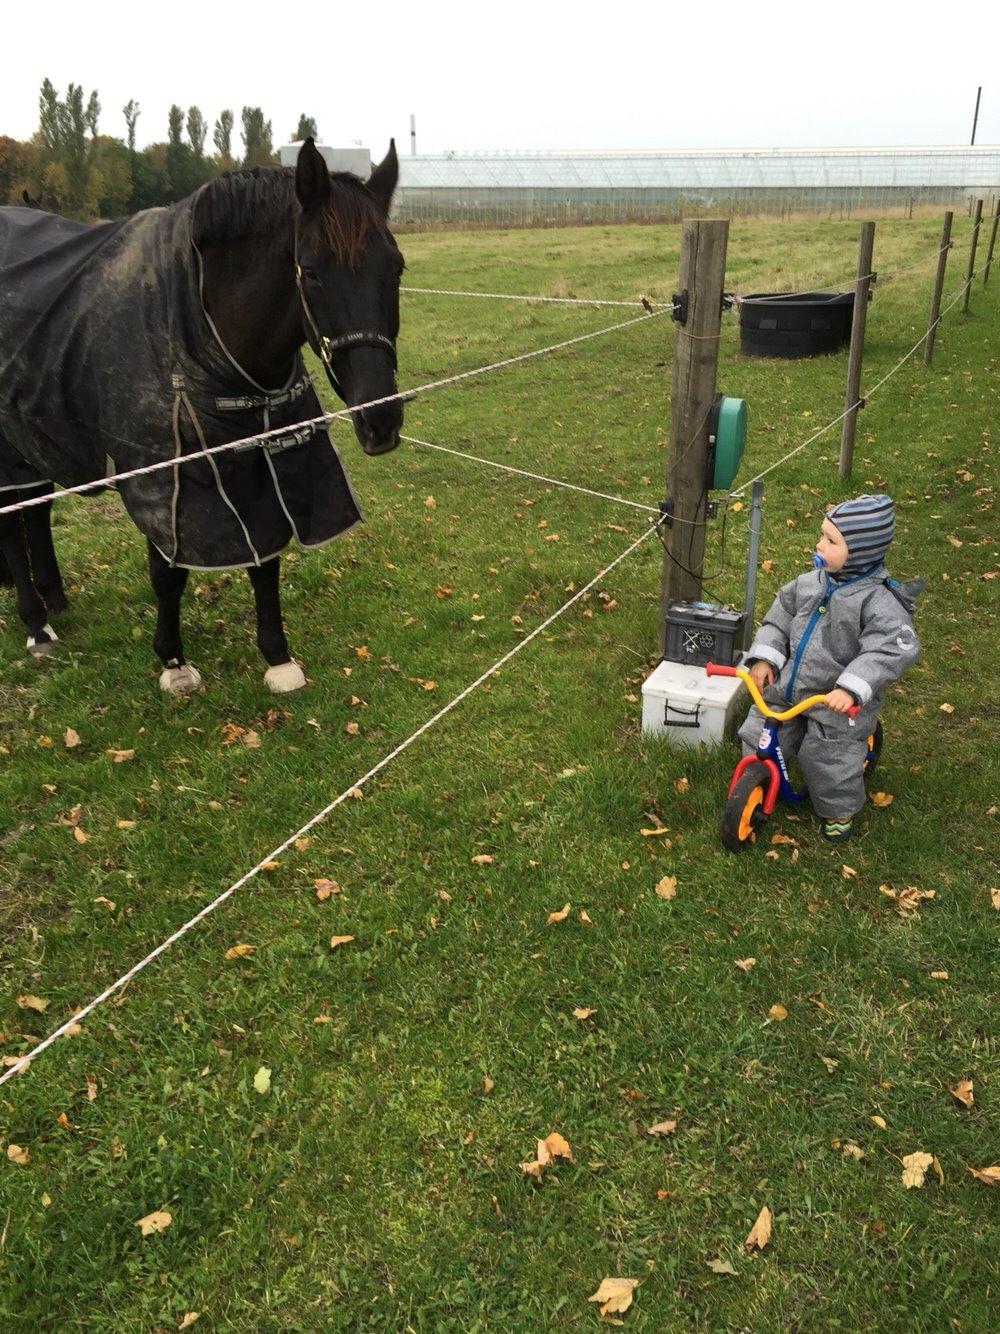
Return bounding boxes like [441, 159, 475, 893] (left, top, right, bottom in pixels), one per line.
[641, 656, 747, 748]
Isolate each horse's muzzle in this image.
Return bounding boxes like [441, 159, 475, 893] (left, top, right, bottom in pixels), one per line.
[353, 398, 403, 456]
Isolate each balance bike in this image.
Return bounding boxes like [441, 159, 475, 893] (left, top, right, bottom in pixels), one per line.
[705, 662, 882, 853]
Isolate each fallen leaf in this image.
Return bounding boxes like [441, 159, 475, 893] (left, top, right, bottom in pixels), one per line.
[842, 1141, 865, 1161]
[73, 826, 89, 844]
[178, 1315, 201, 1331]
[900, 1151, 934, 1189]
[136, 1210, 172, 1236]
[106, 748, 135, 763]
[819, 1055, 840, 1074]
[946, 534, 963, 548]
[990, 888, 1000, 910]
[471, 854, 494, 865]
[646, 1120, 677, 1137]
[768, 1004, 788, 1022]
[424, 494, 436, 508]
[654, 875, 677, 900]
[436, 890, 452, 904]
[547, 903, 572, 924]
[949, 1080, 974, 1108]
[930, 970, 949, 980]
[939, 702, 954, 714]
[482, 1075, 495, 1094]
[879, 884, 935, 916]
[224, 944, 255, 960]
[329, 935, 355, 949]
[640, 825, 671, 837]
[870, 1115, 888, 1130]
[872, 791, 894, 807]
[770, 832, 797, 845]
[933, 1157, 945, 1185]
[764, 849, 780, 860]
[94, 896, 116, 910]
[588, 1277, 639, 1318]
[745, 1205, 772, 1250]
[542, 1132, 573, 1161]
[56, 1112, 73, 1129]
[841, 864, 858, 880]
[116, 820, 135, 830]
[707, 1257, 738, 1276]
[85, 1074, 97, 1102]
[253, 1066, 272, 1095]
[673, 777, 690, 794]
[735, 957, 757, 972]
[63, 728, 82, 749]
[573, 1007, 597, 1020]
[967, 1165, 1000, 1186]
[578, 909, 593, 924]
[260, 860, 280, 872]
[6, 1144, 30, 1164]
[314, 878, 341, 900]
[17, 995, 49, 1012]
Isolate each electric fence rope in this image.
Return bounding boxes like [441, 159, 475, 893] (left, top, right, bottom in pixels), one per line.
[402, 285, 674, 309]
[0, 521, 660, 1089]
[0, 304, 673, 520]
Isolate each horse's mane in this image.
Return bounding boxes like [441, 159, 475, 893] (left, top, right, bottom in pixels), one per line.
[192, 166, 388, 269]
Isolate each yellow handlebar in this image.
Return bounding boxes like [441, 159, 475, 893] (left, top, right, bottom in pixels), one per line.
[728, 667, 831, 722]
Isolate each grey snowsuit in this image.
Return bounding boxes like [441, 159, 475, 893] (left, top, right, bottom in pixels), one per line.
[740, 564, 922, 818]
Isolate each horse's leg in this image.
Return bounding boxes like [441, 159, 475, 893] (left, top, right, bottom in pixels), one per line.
[148, 540, 201, 693]
[247, 557, 305, 693]
[0, 510, 57, 654]
[22, 488, 68, 615]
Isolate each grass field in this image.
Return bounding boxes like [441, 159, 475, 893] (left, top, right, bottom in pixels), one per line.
[1, 215, 997, 1331]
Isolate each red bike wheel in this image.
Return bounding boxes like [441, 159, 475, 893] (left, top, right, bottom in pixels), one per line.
[720, 761, 771, 853]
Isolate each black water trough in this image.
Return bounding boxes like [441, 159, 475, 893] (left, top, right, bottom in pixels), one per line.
[739, 290, 867, 359]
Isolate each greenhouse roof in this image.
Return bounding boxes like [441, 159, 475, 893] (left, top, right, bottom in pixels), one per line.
[397, 146, 1000, 190]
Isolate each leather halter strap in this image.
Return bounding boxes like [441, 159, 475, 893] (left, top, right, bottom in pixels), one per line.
[294, 234, 397, 403]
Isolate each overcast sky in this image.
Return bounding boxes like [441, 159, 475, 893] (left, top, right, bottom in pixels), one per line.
[3, 1, 998, 155]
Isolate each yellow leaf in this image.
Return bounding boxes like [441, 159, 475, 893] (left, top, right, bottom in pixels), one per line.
[179, 1315, 201, 1330]
[261, 860, 280, 872]
[578, 909, 593, 924]
[436, 889, 452, 904]
[471, 854, 494, 865]
[86, 1074, 98, 1103]
[253, 1066, 271, 1095]
[224, 944, 255, 960]
[841, 864, 858, 880]
[116, 820, 135, 830]
[768, 1004, 788, 1021]
[587, 1277, 639, 1317]
[900, 1151, 934, 1189]
[764, 849, 780, 860]
[424, 494, 436, 508]
[842, 1141, 865, 1161]
[967, 1165, 1000, 1186]
[646, 1119, 677, 1137]
[745, 1204, 772, 1250]
[640, 826, 671, 837]
[547, 903, 571, 924]
[63, 728, 82, 748]
[40, 1193, 51, 1206]
[542, 1132, 573, 1161]
[344, 721, 360, 736]
[6, 1144, 30, 1165]
[106, 748, 136, 763]
[314, 879, 341, 900]
[17, 994, 49, 1012]
[949, 1080, 974, 1108]
[819, 1055, 840, 1074]
[729, 501, 745, 512]
[655, 875, 677, 900]
[870, 1115, 888, 1130]
[707, 1257, 738, 1275]
[73, 826, 89, 844]
[929, 970, 949, 980]
[871, 791, 894, 807]
[932, 1157, 945, 1186]
[136, 1210, 172, 1236]
[482, 1075, 495, 1094]
[990, 888, 1000, 911]
[770, 832, 797, 845]
[573, 1007, 597, 1020]
[735, 957, 757, 972]
[673, 776, 690, 794]
[329, 935, 355, 949]
[939, 702, 955, 714]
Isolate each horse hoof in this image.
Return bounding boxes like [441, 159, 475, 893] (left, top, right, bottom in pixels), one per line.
[264, 661, 306, 694]
[159, 663, 203, 694]
[27, 625, 59, 658]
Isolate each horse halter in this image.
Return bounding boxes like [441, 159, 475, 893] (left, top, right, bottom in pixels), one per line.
[293, 235, 397, 404]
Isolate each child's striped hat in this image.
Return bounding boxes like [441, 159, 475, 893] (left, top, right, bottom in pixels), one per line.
[827, 493, 895, 574]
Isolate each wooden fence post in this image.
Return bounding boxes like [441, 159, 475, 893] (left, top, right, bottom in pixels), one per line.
[983, 200, 1000, 285]
[838, 221, 876, 481]
[923, 211, 953, 367]
[658, 218, 729, 650]
[962, 198, 983, 313]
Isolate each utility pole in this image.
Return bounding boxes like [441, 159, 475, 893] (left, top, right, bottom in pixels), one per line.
[971, 86, 982, 145]
[410, 114, 417, 157]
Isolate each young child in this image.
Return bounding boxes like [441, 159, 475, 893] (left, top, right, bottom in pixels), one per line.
[740, 493, 922, 842]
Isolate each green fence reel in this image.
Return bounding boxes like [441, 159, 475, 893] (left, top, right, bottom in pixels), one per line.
[707, 394, 746, 489]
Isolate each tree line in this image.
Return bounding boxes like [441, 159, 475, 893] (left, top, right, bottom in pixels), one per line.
[0, 81, 320, 220]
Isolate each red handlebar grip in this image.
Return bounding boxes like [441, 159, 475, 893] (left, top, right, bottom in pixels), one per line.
[847, 704, 860, 718]
[705, 662, 737, 677]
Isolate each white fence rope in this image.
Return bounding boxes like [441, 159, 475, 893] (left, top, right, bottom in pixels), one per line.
[403, 285, 673, 309]
[0, 522, 659, 1087]
[0, 306, 671, 520]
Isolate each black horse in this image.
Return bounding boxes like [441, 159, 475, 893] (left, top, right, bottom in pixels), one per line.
[0, 138, 403, 693]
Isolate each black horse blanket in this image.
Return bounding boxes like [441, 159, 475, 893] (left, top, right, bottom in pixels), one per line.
[0, 203, 361, 568]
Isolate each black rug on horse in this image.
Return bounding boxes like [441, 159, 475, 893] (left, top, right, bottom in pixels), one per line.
[0, 203, 362, 568]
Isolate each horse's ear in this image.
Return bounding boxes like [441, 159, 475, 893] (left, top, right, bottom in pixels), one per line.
[295, 137, 331, 212]
[22, 189, 30, 205]
[367, 140, 398, 216]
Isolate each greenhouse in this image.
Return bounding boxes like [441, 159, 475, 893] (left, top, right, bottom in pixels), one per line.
[390, 145, 1000, 226]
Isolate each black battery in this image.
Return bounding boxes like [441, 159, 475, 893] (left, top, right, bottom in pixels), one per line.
[663, 600, 746, 668]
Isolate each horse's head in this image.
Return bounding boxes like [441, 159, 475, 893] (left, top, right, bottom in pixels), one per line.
[294, 138, 403, 456]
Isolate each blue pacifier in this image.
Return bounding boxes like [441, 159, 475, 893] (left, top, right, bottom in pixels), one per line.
[812, 552, 827, 570]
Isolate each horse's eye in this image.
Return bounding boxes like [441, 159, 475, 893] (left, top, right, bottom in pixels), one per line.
[301, 266, 321, 284]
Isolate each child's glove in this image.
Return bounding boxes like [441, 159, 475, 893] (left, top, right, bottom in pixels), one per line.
[749, 660, 776, 692]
